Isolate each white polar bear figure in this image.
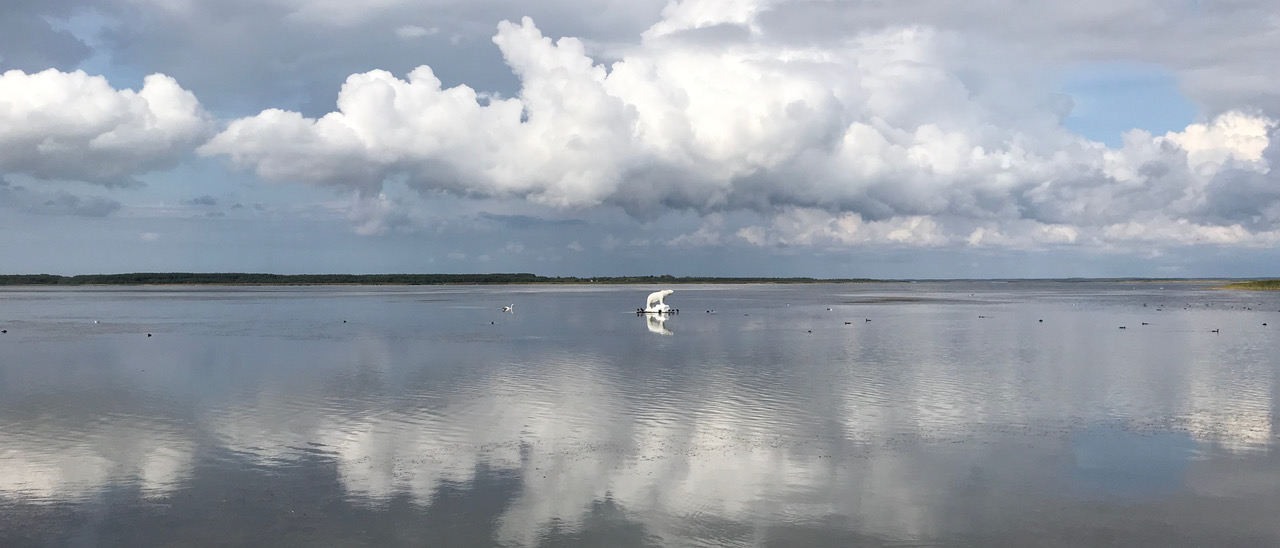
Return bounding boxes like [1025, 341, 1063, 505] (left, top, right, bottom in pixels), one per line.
[644, 289, 674, 313]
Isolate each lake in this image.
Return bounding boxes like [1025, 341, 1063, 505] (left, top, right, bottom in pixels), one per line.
[1, 282, 1278, 547]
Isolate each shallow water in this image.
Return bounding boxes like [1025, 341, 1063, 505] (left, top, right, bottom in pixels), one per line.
[1, 282, 1278, 547]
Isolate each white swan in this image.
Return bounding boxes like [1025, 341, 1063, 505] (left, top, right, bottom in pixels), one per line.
[501, 304, 514, 312]
[643, 289, 674, 313]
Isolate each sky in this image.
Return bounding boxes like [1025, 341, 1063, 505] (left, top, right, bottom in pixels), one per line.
[2, 0, 1279, 278]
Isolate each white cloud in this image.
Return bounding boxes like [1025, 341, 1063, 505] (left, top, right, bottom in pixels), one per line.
[966, 222, 1079, 248]
[1164, 111, 1273, 172]
[0, 69, 210, 186]
[195, 0, 1280, 251]
[345, 192, 413, 235]
[1103, 217, 1280, 247]
[667, 213, 724, 247]
[395, 25, 438, 39]
[735, 209, 949, 248]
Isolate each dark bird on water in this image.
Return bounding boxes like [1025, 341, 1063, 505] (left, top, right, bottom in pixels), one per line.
[1119, 326, 1126, 329]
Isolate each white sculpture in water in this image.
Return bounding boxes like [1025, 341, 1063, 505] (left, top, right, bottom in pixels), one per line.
[645, 314, 673, 335]
[643, 289, 675, 314]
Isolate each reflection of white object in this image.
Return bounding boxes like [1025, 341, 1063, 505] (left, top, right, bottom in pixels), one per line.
[502, 304, 514, 312]
[644, 290, 674, 313]
[646, 314, 673, 335]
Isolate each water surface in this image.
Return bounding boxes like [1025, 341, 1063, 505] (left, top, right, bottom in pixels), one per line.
[2, 283, 1278, 546]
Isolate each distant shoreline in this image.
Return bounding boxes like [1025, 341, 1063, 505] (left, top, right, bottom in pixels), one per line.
[0, 273, 1272, 287]
[0, 273, 881, 286]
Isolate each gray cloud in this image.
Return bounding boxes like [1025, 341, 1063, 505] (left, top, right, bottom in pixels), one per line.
[0, 0, 92, 72]
[753, 0, 1280, 115]
[66, 0, 668, 116]
[182, 195, 218, 207]
[1196, 127, 1280, 230]
[475, 212, 588, 229]
[0, 179, 122, 217]
[18, 0, 1272, 119]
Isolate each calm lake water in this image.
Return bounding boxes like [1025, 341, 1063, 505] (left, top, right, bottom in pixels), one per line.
[2, 283, 1278, 547]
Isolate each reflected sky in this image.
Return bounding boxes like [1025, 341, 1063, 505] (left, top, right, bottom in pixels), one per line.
[1, 283, 1279, 546]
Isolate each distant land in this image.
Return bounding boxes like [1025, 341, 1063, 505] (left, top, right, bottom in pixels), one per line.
[0, 273, 880, 286]
[0, 273, 1276, 286]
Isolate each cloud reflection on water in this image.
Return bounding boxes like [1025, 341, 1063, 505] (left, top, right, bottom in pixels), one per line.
[0, 284, 1277, 545]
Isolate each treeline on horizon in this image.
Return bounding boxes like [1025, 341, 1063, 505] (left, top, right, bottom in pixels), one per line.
[0, 273, 879, 286]
[2, 273, 1275, 287]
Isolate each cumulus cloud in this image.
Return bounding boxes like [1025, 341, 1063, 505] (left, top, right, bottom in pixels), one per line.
[0, 69, 210, 186]
[195, 0, 1280, 251]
